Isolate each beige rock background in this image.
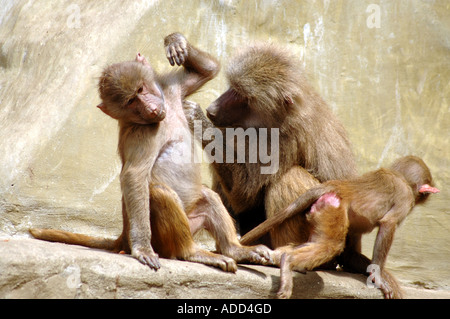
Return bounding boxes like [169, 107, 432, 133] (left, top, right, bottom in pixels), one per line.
[0, 0, 448, 296]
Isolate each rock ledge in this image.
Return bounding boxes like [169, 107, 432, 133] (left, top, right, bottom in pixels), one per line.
[1, 238, 448, 299]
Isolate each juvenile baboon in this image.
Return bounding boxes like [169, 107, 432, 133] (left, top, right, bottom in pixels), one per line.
[240, 156, 440, 298]
[183, 43, 356, 246]
[30, 33, 271, 271]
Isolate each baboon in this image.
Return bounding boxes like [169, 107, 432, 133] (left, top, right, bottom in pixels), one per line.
[240, 156, 440, 298]
[30, 33, 271, 272]
[183, 42, 357, 247]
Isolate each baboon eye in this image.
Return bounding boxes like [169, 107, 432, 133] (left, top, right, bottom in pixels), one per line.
[126, 97, 135, 106]
[137, 87, 143, 94]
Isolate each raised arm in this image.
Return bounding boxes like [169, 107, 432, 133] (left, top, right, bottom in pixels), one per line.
[164, 32, 220, 97]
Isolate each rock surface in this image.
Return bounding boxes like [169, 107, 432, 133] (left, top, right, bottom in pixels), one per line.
[1, 238, 449, 299]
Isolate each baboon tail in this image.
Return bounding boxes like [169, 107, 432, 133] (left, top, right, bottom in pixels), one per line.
[240, 186, 327, 245]
[29, 228, 118, 251]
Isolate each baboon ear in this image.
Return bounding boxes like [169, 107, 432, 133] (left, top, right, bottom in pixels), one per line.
[418, 184, 440, 194]
[97, 103, 115, 118]
[97, 103, 107, 112]
[284, 95, 294, 105]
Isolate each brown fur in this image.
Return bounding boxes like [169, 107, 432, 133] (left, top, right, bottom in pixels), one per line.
[184, 42, 356, 247]
[30, 33, 271, 272]
[240, 156, 440, 298]
[222, 43, 356, 182]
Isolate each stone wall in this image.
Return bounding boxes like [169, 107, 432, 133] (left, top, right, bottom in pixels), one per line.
[0, 0, 448, 294]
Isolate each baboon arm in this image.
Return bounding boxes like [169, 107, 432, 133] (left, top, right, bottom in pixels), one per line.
[371, 221, 396, 269]
[372, 197, 412, 269]
[119, 132, 161, 265]
[240, 187, 326, 245]
[164, 33, 220, 98]
[120, 167, 152, 244]
[181, 44, 220, 96]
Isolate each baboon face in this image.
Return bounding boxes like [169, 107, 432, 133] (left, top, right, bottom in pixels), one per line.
[206, 88, 255, 127]
[206, 44, 299, 129]
[98, 61, 166, 124]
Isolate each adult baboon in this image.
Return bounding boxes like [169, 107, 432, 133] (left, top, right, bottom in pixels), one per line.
[184, 43, 356, 248]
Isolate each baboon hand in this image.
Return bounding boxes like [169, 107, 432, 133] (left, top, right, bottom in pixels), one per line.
[133, 247, 161, 270]
[225, 244, 274, 265]
[276, 289, 292, 299]
[183, 99, 200, 111]
[164, 32, 188, 66]
[251, 245, 274, 265]
[182, 100, 201, 121]
[379, 279, 394, 299]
